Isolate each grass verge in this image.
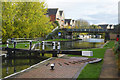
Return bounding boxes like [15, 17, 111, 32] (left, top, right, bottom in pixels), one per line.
[68, 48, 106, 79]
[103, 41, 115, 48]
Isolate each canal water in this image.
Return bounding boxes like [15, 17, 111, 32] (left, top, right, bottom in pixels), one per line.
[36, 38, 104, 50]
[2, 38, 104, 78]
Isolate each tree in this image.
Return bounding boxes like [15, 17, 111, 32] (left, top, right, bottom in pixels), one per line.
[2, 2, 54, 43]
[90, 24, 101, 29]
[75, 19, 90, 29]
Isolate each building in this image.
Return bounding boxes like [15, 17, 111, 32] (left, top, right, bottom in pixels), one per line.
[72, 20, 76, 27]
[46, 8, 60, 22]
[46, 8, 65, 28]
[59, 10, 65, 28]
[98, 24, 114, 30]
[64, 19, 73, 28]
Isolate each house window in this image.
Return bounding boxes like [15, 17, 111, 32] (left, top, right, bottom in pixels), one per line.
[57, 18, 60, 20]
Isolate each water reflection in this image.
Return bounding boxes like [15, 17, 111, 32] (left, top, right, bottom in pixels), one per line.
[36, 38, 104, 50]
[2, 57, 48, 78]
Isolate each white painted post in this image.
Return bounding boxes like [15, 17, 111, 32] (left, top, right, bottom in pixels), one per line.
[57, 42, 60, 50]
[29, 40, 32, 50]
[53, 41, 55, 50]
[41, 41, 45, 56]
[7, 41, 9, 48]
[42, 41, 45, 50]
[39, 42, 40, 49]
[52, 41, 57, 57]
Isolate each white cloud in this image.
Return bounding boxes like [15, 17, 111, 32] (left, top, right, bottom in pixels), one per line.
[46, 0, 119, 24]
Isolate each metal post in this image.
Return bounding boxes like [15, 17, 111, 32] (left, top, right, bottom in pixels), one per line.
[39, 42, 40, 49]
[42, 41, 45, 56]
[29, 41, 32, 57]
[29, 41, 32, 50]
[14, 41, 16, 48]
[13, 41, 16, 57]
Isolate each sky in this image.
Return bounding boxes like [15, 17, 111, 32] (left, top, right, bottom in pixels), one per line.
[46, 0, 119, 25]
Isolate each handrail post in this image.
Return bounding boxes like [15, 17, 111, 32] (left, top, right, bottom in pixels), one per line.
[57, 42, 60, 55]
[29, 40, 32, 50]
[42, 41, 45, 56]
[14, 41, 16, 48]
[29, 40, 32, 57]
[52, 41, 57, 57]
[7, 40, 9, 48]
[13, 41, 16, 57]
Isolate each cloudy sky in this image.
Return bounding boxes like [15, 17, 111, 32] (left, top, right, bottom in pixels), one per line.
[46, 0, 119, 25]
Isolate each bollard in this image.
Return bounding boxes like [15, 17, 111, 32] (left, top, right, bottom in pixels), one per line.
[7, 41, 9, 48]
[42, 41, 45, 56]
[50, 63, 55, 70]
[52, 41, 57, 57]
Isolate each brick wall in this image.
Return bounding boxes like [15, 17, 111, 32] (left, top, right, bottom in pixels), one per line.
[50, 15, 56, 22]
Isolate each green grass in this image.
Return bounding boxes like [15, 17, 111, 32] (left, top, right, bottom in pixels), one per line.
[44, 39, 72, 41]
[104, 41, 115, 48]
[77, 48, 106, 79]
[1, 39, 71, 49]
[77, 62, 103, 79]
[69, 41, 116, 79]
[68, 48, 107, 79]
[68, 48, 106, 58]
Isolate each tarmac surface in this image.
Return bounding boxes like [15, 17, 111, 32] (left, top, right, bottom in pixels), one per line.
[100, 49, 118, 78]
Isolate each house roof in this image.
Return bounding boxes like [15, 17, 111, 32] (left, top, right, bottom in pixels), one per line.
[98, 24, 114, 29]
[47, 8, 58, 15]
[98, 24, 109, 29]
[72, 20, 75, 23]
[59, 11, 63, 16]
[65, 19, 72, 24]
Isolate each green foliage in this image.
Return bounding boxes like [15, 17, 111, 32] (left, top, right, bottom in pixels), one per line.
[104, 41, 115, 48]
[54, 21, 60, 27]
[2, 2, 53, 43]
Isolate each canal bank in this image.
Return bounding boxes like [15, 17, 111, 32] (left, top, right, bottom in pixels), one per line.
[4, 56, 100, 79]
[2, 38, 106, 79]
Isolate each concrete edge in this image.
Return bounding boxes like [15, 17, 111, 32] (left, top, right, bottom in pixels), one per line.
[3, 57, 53, 80]
[101, 41, 109, 48]
[72, 62, 88, 80]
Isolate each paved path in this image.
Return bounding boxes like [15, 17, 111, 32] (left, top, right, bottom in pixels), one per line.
[12, 57, 88, 79]
[100, 49, 118, 78]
